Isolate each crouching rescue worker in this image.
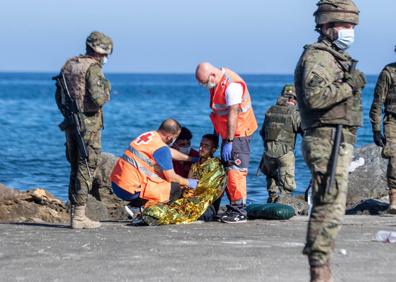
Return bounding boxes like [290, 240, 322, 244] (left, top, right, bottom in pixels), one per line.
[295, 0, 365, 280]
[110, 119, 199, 217]
[369, 45, 396, 214]
[259, 84, 302, 203]
[195, 62, 258, 223]
[55, 31, 113, 229]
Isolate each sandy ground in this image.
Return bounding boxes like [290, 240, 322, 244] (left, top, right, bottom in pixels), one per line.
[0, 215, 395, 282]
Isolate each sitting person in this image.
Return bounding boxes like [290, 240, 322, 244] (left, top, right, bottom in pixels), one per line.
[110, 119, 199, 218]
[142, 133, 226, 225]
[172, 127, 199, 178]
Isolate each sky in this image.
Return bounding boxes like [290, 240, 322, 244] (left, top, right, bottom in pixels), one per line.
[0, 0, 395, 74]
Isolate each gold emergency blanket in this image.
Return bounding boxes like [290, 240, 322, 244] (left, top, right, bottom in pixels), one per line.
[142, 158, 226, 225]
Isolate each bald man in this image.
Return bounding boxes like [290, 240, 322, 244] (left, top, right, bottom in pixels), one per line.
[110, 119, 199, 218]
[195, 62, 258, 223]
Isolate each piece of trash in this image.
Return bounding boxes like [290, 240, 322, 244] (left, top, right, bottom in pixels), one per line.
[349, 157, 365, 172]
[339, 249, 347, 255]
[374, 230, 396, 243]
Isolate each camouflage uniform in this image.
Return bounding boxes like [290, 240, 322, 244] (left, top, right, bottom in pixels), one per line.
[370, 62, 396, 211]
[55, 32, 112, 208]
[295, 37, 365, 267]
[260, 87, 302, 203]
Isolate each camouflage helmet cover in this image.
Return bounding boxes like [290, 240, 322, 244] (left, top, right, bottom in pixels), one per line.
[86, 31, 113, 55]
[314, 0, 359, 26]
[281, 84, 296, 98]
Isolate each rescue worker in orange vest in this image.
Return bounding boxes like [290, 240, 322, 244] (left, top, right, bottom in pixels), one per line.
[110, 119, 199, 219]
[195, 62, 258, 223]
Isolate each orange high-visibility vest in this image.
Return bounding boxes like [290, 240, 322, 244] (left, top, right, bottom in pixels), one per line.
[110, 131, 172, 203]
[209, 68, 258, 140]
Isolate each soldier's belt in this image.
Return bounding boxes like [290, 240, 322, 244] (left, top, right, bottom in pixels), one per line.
[305, 126, 356, 145]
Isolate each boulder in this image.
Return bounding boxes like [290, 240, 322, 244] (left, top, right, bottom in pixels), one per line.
[86, 152, 129, 221]
[0, 184, 68, 224]
[0, 152, 129, 224]
[347, 144, 389, 207]
[277, 194, 308, 215]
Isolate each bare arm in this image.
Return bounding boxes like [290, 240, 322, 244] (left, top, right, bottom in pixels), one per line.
[163, 169, 189, 187]
[227, 104, 239, 139]
[170, 147, 192, 161]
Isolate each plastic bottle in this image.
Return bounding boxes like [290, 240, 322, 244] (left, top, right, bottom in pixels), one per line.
[374, 231, 396, 243]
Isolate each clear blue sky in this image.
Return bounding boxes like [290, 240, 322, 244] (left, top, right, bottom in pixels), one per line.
[0, 0, 394, 74]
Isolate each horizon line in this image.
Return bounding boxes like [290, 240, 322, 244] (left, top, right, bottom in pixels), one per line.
[0, 70, 379, 76]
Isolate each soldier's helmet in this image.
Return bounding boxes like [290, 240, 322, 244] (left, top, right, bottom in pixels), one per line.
[314, 0, 359, 27]
[281, 84, 296, 99]
[86, 31, 113, 55]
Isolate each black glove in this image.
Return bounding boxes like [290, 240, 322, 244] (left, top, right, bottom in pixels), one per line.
[345, 70, 366, 91]
[373, 131, 386, 147]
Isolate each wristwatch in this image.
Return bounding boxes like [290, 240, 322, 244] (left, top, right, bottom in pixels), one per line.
[226, 138, 234, 143]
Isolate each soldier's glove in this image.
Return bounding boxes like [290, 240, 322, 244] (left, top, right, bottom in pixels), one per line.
[345, 70, 366, 92]
[373, 130, 386, 147]
[104, 79, 111, 102]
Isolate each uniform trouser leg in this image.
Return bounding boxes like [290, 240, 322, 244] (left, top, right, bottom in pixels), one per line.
[277, 151, 297, 193]
[66, 129, 101, 206]
[302, 130, 354, 266]
[262, 155, 279, 202]
[222, 136, 251, 205]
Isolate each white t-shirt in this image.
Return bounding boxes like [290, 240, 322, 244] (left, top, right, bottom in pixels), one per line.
[225, 82, 243, 106]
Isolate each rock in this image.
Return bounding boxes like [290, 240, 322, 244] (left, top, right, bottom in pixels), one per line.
[346, 199, 389, 215]
[86, 152, 129, 221]
[0, 152, 129, 224]
[277, 194, 308, 215]
[0, 186, 68, 224]
[347, 144, 388, 207]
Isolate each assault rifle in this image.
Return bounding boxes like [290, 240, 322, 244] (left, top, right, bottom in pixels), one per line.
[327, 59, 358, 194]
[53, 73, 93, 179]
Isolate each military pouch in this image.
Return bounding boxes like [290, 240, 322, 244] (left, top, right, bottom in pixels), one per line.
[265, 127, 281, 142]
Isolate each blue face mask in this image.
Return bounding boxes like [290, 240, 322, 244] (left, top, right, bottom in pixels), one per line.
[102, 56, 108, 65]
[334, 29, 355, 50]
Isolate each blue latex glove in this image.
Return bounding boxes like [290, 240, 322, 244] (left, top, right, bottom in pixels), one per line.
[222, 142, 233, 162]
[187, 178, 198, 189]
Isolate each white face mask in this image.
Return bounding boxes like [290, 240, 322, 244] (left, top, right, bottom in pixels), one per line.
[178, 146, 191, 155]
[201, 76, 216, 89]
[102, 56, 108, 65]
[334, 28, 355, 50]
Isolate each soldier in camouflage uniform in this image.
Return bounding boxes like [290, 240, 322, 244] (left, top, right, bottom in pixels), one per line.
[294, 1, 366, 281]
[370, 47, 396, 214]
[260, 84, 302, 203]
[55, 31, 113, 229]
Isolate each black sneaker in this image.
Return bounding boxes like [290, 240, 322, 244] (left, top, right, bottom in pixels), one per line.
[220, 205, 247, 223]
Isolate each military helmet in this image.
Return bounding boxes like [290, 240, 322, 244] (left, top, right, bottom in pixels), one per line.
[281, 84, 296, 98]
[86, 31, 113, 55]
[314, 0, 359, 27]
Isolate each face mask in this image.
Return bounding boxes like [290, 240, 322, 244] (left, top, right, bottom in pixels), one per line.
[102, 56, 108, 65]
[334, 29, 355, 50]
[178, 146, 191, 155]
[202, 76, 216, 89]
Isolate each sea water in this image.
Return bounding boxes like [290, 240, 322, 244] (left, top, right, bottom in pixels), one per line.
[0, 73, 375, 204]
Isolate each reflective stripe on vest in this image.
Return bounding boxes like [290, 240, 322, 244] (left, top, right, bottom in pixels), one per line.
[121, 154, 162, 181]
[127, 146, 156, 168]
[213, 95, 252, 116]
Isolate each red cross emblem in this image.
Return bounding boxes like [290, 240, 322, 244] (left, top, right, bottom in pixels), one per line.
[135, 132, 153, 145]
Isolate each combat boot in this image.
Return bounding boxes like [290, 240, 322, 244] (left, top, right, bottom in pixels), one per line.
[72, 205, 101, 229]
[388, 189, 396, 214]
[310, 263, 334, 282]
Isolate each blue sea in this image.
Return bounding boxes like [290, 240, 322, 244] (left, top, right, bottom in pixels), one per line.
[0, 73, 376, 204]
